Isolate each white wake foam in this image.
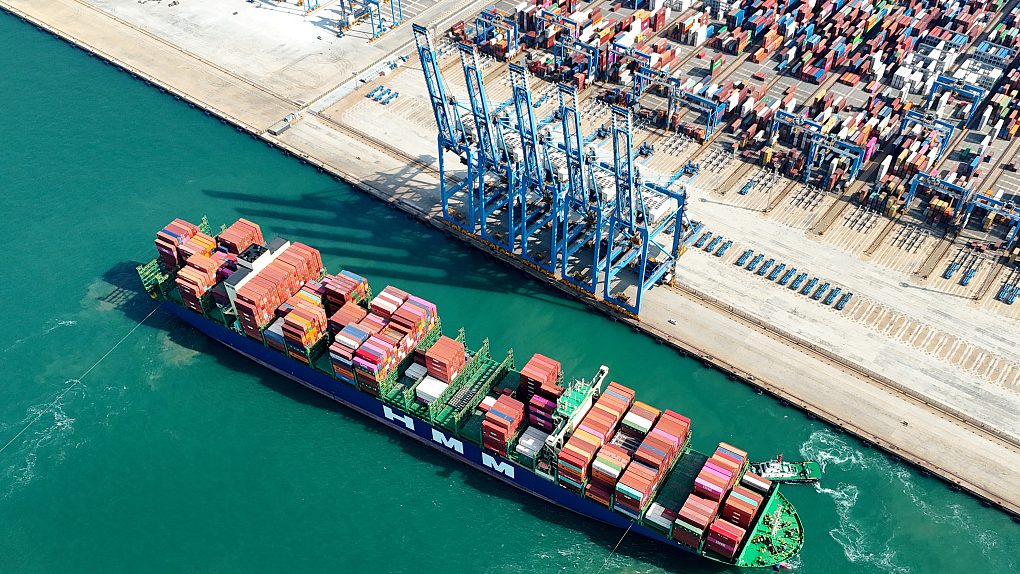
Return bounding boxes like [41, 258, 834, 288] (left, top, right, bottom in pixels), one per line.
[815, 482, 910, 573]
[0, 385, 79, 500]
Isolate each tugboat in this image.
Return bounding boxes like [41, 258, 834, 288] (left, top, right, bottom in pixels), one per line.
[749, 455, 821, 484]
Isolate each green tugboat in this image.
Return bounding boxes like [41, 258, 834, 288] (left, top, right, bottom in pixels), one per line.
[749, 455, 822, 484]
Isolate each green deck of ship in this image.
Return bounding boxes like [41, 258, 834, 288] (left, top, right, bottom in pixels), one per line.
[734, 489, 804, 568]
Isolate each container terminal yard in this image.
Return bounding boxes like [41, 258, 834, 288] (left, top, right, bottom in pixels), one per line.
[6, 0, 1020, 517]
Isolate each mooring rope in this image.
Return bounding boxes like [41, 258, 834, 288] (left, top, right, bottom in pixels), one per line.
[596, 521, 634, 574]
[0, 305, 162, 457]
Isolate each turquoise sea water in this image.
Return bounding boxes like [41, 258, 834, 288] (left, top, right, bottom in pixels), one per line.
[1, 12, 1017, 573]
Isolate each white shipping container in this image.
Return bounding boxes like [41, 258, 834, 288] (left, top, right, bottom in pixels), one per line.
[741, 97, 756, 117]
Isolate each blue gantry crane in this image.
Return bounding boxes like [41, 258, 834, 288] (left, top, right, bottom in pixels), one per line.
[600, 105, 687, 314]
[458, 43, 516, 252]
[556, 84, 608, 293]
[472, 8, 519, 58]
[768, 110, 864, 184]
[555, 39, 601, 82]
[631, 65, 725, 142]
[961, 193, 1020, 247]
[412, 24, 476, 232]
[508, 63, 559, 274]
[338, 0, 401, 39]
[898, 110, 954, 162]
[903, 172, 972, 213]
[926, 75, 985, 128]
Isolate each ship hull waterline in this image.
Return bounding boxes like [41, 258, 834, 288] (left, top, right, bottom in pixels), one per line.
[164, 301, 739, 565]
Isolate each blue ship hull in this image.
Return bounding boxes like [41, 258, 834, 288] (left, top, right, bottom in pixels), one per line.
[164, 302, 710, 561]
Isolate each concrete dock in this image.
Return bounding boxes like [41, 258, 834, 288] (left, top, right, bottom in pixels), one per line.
[5, 0, 1020, 515]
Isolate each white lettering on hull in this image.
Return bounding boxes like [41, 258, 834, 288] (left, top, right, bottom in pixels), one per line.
[431, 429, 465, 454]
[482, 453, 515, 479]
[382, 406, 415, 431]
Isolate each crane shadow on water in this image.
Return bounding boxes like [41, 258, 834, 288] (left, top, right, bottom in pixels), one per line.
[199, 163, 583, 314]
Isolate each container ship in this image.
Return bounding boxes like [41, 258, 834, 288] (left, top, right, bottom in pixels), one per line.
[138, 216, 804, 568]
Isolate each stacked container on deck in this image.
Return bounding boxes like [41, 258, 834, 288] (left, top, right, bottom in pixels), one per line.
[234, 241, 323, 343]
[482, 395, 526, 455]
[515, 426, 551, 467]
[176, 252, 234, 313]
[155, 219, 200, 271]
[325, 272, 372, 384]
[265, 279, 328, 358]
[217, 219, 263, 255]
[673, 492, 721, 550]
[347, 289, 442, 397]
[425, 335, 467, 383]
[558, 382, 633, 495]
[328, 288, 438, 393]
[520, 354, 564, 432]
[614, 409, 689, 519]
